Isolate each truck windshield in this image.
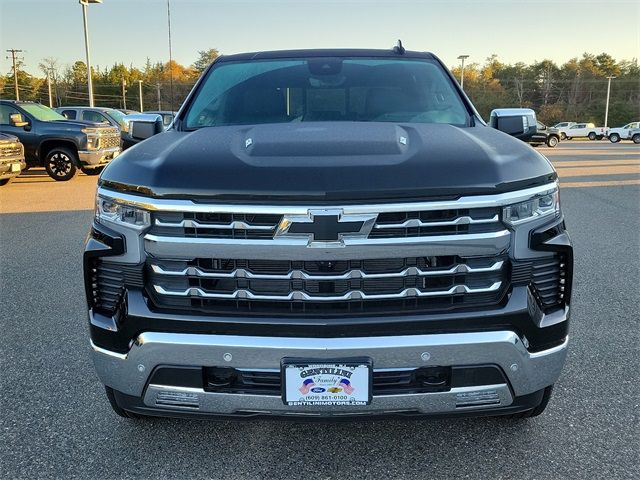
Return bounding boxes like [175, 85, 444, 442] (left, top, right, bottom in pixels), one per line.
[20, 103, 67, 122]
[104, 109, 128, 129]
[184, 57, 469, 129]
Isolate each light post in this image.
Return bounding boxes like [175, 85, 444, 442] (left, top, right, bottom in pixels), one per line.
[138, 80, 144, 112]
[79, 0, 102, 107]
[457, 55, 469, 90]
[604, 75, 616, 128]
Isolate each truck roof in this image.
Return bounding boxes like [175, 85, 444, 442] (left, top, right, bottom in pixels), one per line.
[217, 48, 436, 62]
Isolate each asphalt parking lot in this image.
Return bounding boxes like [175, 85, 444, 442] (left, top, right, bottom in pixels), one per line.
[1, 141, 639, 479]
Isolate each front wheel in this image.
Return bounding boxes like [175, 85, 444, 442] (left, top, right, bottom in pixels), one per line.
[0, 178, 10, 186]
[44, 147, 77, 181]
[609, 133, 620, 143]
[633, 134, 640, 144]
[546, 136, 559, 148]
[81, 166, 105, 176]
[560, 132, 567, 140]
[588, 132, 597, 140]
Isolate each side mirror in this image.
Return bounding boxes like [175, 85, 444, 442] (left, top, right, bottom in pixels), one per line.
[129, 114, 164, 141]
[489, 108, 537, 140]
[9, 113, 29, 128]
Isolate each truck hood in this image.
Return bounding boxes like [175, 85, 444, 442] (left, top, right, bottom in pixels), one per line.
[47, 119, 110, 130]
[100, 122, 556, 202]
[0, 132, 20, 143]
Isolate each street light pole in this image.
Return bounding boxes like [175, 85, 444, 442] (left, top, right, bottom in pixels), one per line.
[80, 0, 102, 107]
[604, 75, 616, 128]
[138, 80, 144, 112]
[457, 55, 469, 90]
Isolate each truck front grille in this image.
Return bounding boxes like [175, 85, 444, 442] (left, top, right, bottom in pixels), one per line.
[98, 134, 120, 149]
[148, 255, 508, 316]
[153, 212, 280, 239]
[150, 207, 503, 240]
[0, 143, 23, 160]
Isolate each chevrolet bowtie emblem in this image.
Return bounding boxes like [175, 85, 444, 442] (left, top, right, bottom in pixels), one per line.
[275, 209, 377, 246]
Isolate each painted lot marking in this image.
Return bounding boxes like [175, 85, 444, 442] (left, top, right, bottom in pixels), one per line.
[555, 165, 640, 177]
[562, 179, 640, 188]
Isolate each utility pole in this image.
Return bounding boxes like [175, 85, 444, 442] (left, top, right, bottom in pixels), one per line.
[6, 49, 24, 101]
[156, 83, 162, 110]
[47, 73, 53, 107]
[121, 78, 127, 109]
[604, 76, 616, 128]
[457, 55, 469, 91]
[138, 80, 144, 112]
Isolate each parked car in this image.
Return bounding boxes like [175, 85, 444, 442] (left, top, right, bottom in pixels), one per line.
[564, 122, 607, 140]
[120, 111, 176, 150]
[56, 106, 130, 134]
[607, 121, 640, 143]
[551, 122, 576, 140]
[0, 100, 121, 181]
[86, 47, 572, 420]
[0, 133, 25, 186]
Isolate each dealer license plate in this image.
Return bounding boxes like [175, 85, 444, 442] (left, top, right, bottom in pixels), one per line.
[282, 359, 372, 406]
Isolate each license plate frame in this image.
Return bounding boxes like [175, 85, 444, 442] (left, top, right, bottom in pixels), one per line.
[281, 357, 373, 406]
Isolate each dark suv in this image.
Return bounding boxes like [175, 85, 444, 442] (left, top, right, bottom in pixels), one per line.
[0, 101, 121, 180]
[85, 48, 572, 420]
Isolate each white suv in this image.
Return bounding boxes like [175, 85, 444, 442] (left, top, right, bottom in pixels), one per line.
[607, 122, 640, 143]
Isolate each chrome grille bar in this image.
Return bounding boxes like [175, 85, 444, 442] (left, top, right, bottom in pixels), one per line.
[153, 282, 503, 302]
[155, 218, 276, 231]
[150, 260, 504, 280]
[374, 215, 499, 230]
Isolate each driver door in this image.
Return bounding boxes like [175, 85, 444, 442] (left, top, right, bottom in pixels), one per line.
[0, 104, 38, 163]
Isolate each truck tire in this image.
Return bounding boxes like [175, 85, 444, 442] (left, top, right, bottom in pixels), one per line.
[505, 385, 554, 419]
[81, 166, 105, 176]
[0, 178, 10, 186]
[44, 147, 77, 181]
[560, 132, 567, 140]
[588, 132, 597, 140]
[546, 136, 559, 148]
[105, 386, 145, 419]
[608, 133, 620, 143]
[633, 134, 640, 144]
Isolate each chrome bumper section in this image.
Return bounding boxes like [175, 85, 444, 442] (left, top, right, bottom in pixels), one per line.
[78, 147, 120, 166]
[92, 331, 568, 416]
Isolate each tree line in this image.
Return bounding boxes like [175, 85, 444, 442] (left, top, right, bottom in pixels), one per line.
[451, 53, 639, 126]
[0, 49, 219, 112]
[1, 50, 638, 126]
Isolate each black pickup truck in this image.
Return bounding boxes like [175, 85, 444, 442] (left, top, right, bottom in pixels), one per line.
[0, 101, 121, 181]
[85, 47, 573, 420]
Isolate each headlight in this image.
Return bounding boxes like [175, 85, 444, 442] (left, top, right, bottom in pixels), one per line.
[82, 128, 100, 150]
[503, 188, 560, 225]
[96, 196, 150, 229]
[121, 120, 130, 133]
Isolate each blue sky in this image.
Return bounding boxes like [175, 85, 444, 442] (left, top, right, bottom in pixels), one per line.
[1, 0, 638, 76]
